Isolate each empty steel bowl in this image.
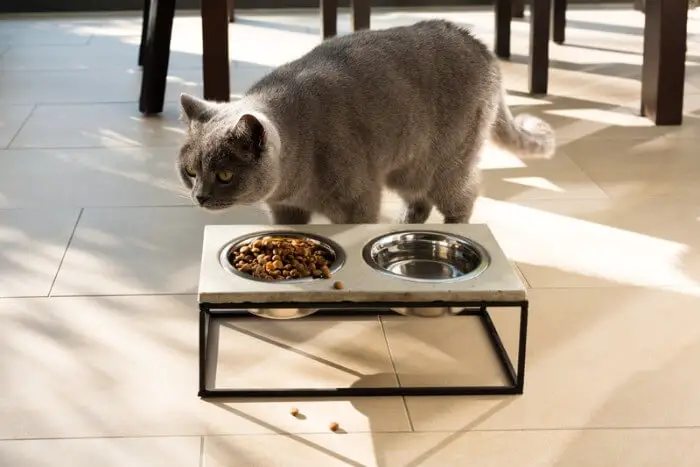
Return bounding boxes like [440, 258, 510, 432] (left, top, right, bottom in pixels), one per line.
[362, 230, 490, 283]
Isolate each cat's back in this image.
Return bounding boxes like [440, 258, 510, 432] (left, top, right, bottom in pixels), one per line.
[248, 19, 496, 98]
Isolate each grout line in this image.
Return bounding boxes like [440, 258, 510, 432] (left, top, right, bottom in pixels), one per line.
[4, 104, 37, 149]
[199, 436, 205, 467]
[513, 262, 533, 289]
[378, 316, 415, 432]
[44, 291, 197, 299]
[6, 425, 700, 442]
[0, 205, 195, 212]
[47, 208, 83, 297]
[0, 144, 184, 151]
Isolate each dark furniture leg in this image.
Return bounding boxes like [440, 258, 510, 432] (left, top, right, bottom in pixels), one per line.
[201, 0, 231, 102]
[553, 0, 567, 44]
[138, 0, 150, 66]
[139, 0, 175, 115]
[227, 0, 235, 23]
[640, 0, 687, 125]
[351, 0, 371, 31]
[512, 0, 525, 18]
[495, 0, 512, 58]
[321, 0, 338, 39]
[529, 0, 551, 95]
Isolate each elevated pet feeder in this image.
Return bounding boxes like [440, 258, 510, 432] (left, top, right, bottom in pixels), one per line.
[197, 223, 528, 398]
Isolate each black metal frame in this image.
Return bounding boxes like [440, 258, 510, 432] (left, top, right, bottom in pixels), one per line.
[198, 300, 528, 398]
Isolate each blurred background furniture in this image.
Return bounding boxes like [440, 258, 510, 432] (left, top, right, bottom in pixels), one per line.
[139, 0, 230, 115]
[496, 0, 689, 126]
[139, 0, 371, 115]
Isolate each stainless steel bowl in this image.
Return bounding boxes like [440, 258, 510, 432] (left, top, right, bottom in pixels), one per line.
[245, 308, 320, 320]
[218, 231, 346, 320]
[362, 230, 490, 283]
[363, 230, 490, 318]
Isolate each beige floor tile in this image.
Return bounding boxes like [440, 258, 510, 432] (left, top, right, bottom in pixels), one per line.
[0, 20, 92, 46]
[0, 65, 263, 106]
[470, 197, 700, 289]
[0, 208, 80, 298]
[405, 287, 700, 431]
[380, 314, 515, 387]
[0, 69, 141, 105]
[0, 437, 201, 467]
[478, 144, 608, 201]
[509, 95, 691, 142]
[213, 317, 397, 389]
[0, 295, 409, 438]
[561, 135, 700, 199]
[50, 206, 271, 296]
[204, 428, 700, 467]
[0, 37, 203, 72]
[0, 147, 186, 208]
[0, 105, 34, 148]
[10, 103, 186, 148]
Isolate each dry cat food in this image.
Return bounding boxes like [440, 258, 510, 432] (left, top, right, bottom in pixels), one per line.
[333, 281, 344, 290]
[329, 422, 340, 432]
[229, 236, 334, 281]
[290, 407, 300, 417]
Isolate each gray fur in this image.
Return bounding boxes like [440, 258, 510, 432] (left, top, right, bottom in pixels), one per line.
[177, 19, 555, 224]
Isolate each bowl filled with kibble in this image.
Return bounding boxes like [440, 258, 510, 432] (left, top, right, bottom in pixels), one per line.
[221, 232, 345, 282]
[218, 231, 346, 319]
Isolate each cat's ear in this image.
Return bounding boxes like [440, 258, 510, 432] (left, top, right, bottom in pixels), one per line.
[233, 114, 266, 157]
[180, 93, 215, 123]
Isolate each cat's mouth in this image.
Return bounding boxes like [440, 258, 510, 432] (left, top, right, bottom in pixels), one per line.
[197, 201, 233, 211]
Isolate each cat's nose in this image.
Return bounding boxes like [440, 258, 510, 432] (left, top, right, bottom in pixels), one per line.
[196, 194, 211, 204]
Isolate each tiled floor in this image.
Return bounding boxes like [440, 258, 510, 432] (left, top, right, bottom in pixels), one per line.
[1, 5, 700, 466]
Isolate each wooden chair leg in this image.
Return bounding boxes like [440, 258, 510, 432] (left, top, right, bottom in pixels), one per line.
[321, 0, 338, 39]
[227, 0, 235, 23]
[553, 0, 567, 44]
[512, 0, 525, 18]
[351, 0, 371, 31]
[138, 0, 151, 66]
[640, 0, 687, 125]
[139, 0, 175, 115]
[201, 0, 231, 102]
[495, 0, 512, 58]
[529, 0, 551, 95]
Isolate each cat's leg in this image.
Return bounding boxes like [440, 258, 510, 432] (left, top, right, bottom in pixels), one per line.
[267, 204, 312, 224]
[400, 198, 433, 224]
[429, 153, 482, 225]
[387, 168, 434, 224]
[326, 189, 382, 224]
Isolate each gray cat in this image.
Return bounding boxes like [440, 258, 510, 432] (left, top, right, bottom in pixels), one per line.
[178, 19, 554, 224]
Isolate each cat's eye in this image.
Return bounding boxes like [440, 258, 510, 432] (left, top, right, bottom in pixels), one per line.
[184, 167, 197, 178]
[216, 171, 234, 183]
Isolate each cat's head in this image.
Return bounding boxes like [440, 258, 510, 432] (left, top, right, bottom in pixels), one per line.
[177, 93, 282, 211]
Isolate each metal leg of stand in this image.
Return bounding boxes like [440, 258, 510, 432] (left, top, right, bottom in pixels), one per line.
[198, 301, 528, 399]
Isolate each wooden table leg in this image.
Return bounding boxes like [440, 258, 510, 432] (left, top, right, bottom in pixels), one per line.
[495, 0, 512, 59]
[201, 0, 230, 102]
[529, 0, 551, 95]
[512, 0, 525, 18]
[351, 0, 371, 31]
[553, 0, 567, 44]
[640, 0, 687, 125]
[139, 0, 175, 115]
[321, 0, 338, 39]
[227, 0, 235, 23]
[138, 0, 151, 66]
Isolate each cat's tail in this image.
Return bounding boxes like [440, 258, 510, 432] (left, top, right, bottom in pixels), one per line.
[490, 91, 556, 158]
